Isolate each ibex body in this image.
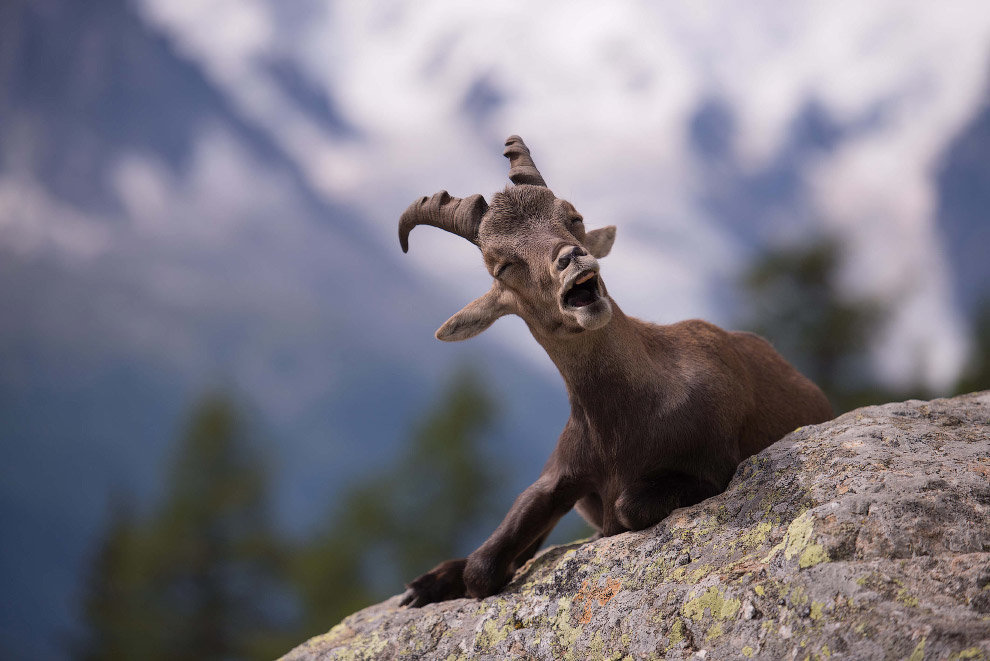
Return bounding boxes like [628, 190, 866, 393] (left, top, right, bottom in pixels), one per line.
[398, 136, 833, 606]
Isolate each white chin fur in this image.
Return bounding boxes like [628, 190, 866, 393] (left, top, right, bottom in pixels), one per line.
[574, 298, 612, 331]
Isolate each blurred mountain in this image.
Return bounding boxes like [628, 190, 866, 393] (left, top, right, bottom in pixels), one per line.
[936, 91, 990, 315]
[0, 0, 564, 657]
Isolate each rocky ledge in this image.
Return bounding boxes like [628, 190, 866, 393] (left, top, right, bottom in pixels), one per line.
[285, 392, 990, 660]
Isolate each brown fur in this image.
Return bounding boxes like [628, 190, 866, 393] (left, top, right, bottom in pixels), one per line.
[398, 137, 833, 607]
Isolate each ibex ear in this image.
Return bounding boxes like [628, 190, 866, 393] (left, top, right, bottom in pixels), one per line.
[436, 285, 511, 342]
[584, 226, 616, 258]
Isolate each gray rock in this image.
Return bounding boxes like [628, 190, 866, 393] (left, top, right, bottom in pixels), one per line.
[283, 393, 990, 660]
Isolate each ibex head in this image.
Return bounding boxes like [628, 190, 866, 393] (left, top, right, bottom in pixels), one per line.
[399, 136, 617, 341]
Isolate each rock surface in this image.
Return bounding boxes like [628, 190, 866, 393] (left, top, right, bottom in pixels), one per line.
[284, 393, 990, 660]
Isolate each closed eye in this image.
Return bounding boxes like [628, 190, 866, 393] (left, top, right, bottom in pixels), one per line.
[495, 262, 513, 278]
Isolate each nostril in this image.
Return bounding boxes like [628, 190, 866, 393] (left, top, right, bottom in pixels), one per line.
[556, 246, 586, 271]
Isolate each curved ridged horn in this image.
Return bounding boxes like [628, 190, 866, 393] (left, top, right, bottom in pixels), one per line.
[398, 191, 488, 253]
[503, 135, 547, 187]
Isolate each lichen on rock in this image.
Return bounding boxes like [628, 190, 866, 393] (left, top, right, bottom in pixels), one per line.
[283, 392, 990, 660]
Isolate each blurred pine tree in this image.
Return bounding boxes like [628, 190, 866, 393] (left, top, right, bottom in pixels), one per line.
[954, 301, 990, 394]
[76, 395, 294, 661]
[76, 499, 162, 660]
[740, 238, 990, 408]
[738, 238, 912, 412]
[292, 366, 500, 637]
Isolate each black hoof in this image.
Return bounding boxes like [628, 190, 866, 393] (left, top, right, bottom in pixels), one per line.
[400, 558, 468, 608]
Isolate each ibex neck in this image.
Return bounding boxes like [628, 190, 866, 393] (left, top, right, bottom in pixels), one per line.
[533, 301, 661, 411]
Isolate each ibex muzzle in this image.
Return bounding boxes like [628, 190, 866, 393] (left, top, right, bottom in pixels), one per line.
[396, 135, 834, 607]
[556, 245, 610, 330]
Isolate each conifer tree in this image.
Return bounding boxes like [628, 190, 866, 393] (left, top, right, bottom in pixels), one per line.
[739, 238, 905, 412]
[293, 367, 499, 634]
[77, 394, 292, 660]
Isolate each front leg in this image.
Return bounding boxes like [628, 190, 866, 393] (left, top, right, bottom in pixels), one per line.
[464, 473, 584, 598]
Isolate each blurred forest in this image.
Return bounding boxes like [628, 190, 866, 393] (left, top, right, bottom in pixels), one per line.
[76, 369, 506, 659]
[75, 240, 989, 660]
[738, 237, 990, 411]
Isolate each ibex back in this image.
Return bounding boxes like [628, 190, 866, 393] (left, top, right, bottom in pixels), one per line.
[397, 136, 833, 606]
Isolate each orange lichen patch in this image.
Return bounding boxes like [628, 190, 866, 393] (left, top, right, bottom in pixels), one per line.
[573, 577, 622, 624]
[970, 460, 990, 479]
[869, 463, 913, 478]
[722, 559, 767, 580]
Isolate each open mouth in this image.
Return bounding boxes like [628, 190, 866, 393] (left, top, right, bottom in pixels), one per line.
[562, 270, 601, 308]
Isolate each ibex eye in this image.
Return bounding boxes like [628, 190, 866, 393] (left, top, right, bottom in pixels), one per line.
[495, 262, 512, 278]
[571, 217, 583, 225]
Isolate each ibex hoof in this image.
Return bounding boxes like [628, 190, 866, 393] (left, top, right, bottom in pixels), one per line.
[400, 558, 468, 608]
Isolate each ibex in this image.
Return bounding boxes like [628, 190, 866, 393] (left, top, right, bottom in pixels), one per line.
[397, 136, 833, 607]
